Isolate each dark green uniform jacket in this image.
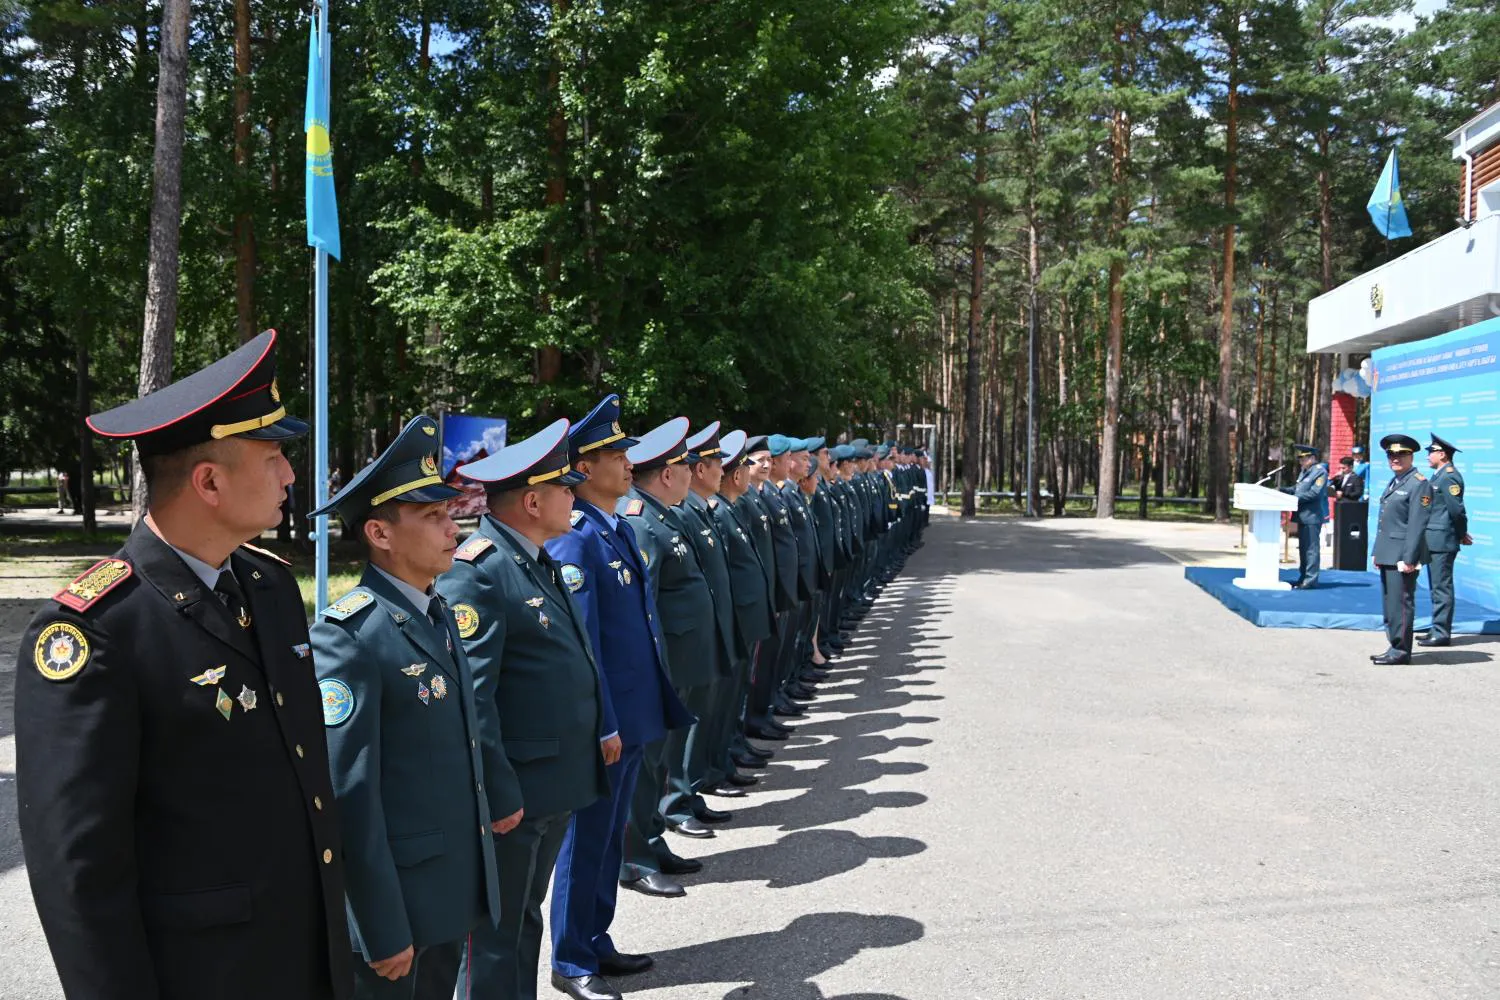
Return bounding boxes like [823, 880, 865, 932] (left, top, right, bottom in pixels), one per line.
[435, 515, 609, 821]
[619, 487, 721, 688]
[312, 567, 501, 961]
[1372, 468, 1432, 567]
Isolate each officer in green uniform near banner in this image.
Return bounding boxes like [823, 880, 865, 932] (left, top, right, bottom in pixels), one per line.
[1370, 433, 1432, 665]
[309, 415, 500, 1000]
[1419, 434, 1471, 647]
[436, 419, 614, 1000]
[1279, 444, 1329, 589]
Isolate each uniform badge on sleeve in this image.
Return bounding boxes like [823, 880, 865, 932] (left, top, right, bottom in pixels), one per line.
[561, 564, 585, 592]
[34, 622, 90, 681]
[1450, 484, 1462, 496]
[452, 604, 480, 639]
[1421, 494, 1432, 507]
[320, 678, 354, 726]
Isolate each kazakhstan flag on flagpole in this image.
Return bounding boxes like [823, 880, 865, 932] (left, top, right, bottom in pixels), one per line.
[305, 10, 340, 260]
[1366, 148, 1412, 240]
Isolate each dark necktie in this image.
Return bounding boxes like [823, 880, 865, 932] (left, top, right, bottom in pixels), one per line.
[536, 549, 565, 594]
[426, 595, 446, 632]
[214, 570, 252, 630]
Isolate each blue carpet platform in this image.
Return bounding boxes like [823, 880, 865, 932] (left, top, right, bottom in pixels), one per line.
[1184, 567, 1500, 633]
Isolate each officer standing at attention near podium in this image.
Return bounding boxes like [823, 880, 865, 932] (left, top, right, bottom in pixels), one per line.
[1370, 433, 1432, 665]
[310, 415, 500, 1000]
[1280, 444, 1329, 589]
[1418, 433, 1471, 648]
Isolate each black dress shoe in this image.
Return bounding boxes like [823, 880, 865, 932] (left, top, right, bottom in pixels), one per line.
[1371, 652, 1411, 665]
[693, 804, 733, 823]
[734, 753, 768, 768]
[704, 783, 747, 798]
[666, 817, 715, 838]
[658, 854, 703, 874]
[727, 770, 759, 786]
[743, 743, 774, 759]
[746, 726, 788, 741]
[618, 871, 686, 897]
[1417, 636, 1451, 647]
[804, 667, 831, 680]
[772, 702, 806, 718]
[551, 973, 621, 1000]
[787, 686, 816, 702]
[598, 952, 654, 976]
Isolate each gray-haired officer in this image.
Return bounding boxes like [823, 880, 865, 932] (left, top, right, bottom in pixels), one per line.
[309, 416, 500, 1000]
[1419, 434, 1471, 647]
[1370, 433, 1432, 665]
[1279, 444, 1329, 589]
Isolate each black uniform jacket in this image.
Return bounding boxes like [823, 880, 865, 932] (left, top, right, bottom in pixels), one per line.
[15, 523, 352, 1000]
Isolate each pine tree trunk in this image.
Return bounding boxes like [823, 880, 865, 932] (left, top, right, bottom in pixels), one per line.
[1098, 29, 1130, 520]
[135, 0, 193, 519]
[233, 0, 255, 343]
[961, 102, 987, 518]
[76, 337, 95, 538]
[1212, 29, 1239, 524]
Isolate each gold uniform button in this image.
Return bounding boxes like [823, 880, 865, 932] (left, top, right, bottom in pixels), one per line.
[296, 745, 305, 758]
[314, 796, 323, 811]
[322, 849, 332, 864]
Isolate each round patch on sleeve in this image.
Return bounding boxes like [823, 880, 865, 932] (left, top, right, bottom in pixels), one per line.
[560, 564, 585, 593]
[319, 678, 354, 726]
[1450, 484, 1462, 496]
[452, 603, 480, 639]
[34, 622, 89, 682]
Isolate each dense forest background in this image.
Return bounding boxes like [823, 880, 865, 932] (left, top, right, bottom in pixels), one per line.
[1, 0, 1495, 521]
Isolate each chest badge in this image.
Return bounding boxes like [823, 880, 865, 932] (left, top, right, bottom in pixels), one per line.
[402, 663, 428, 677]
[236, 684, 258, 712]
[538, 610, 552, 630]
[191, 666, 228, 687]
[431, 675, 448, 700]
[526, 596, 545, 608]
[215, 688, 234, 721]
[417, 681, 431, 705]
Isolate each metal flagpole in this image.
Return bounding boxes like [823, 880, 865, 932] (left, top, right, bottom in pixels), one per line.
[313, 0, 331, 611]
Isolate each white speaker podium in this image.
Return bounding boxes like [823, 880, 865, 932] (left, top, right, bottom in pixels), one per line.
[1232, 483, 1298, 590]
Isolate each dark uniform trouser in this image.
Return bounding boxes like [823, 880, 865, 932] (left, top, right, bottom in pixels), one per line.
[1379, 564, 1419, 654]
[747, 613, 789, 724]
[1297, 523, 1321, 587]
[1427, 550, 1458, 640]
[713, 653, 752, 772]
[461, 810, 571, 1000]
[353, 939, 464, 1000]
[621, 737, 670, 877]
[661, 676, 718, 824]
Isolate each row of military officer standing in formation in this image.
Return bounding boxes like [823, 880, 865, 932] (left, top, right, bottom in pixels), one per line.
[1279, 434, 1470, 666]
[13, 331, 931, 1000]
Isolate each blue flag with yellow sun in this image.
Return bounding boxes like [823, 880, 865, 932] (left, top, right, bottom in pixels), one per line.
[1367, 148, 1412, 240]
[304, 12, 340, 259]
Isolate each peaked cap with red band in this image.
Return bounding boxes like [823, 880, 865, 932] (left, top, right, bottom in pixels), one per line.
[87, 329, 307, 457]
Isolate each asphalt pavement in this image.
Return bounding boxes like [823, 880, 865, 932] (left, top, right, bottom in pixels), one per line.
[2, 515, 1499, 998]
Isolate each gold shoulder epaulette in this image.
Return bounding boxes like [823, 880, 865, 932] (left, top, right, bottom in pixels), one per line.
[240, 542, 291, 566]
[55, 559, 133, 612]
[455, 535, 494, 562]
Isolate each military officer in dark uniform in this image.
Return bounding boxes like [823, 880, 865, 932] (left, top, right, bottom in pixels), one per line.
[710, 430, 776, 773]
[1419, 434, 1471, 647]
[14, 330, 353, 1000]
[754, 435, 805, 727]
[1370, 433, 1432, 665]
[618, 418, 725, 844]
[308, 416, 500, 1000]
[735, 437, 792, 743]
[545, 395, 692, 999]
[436, 420, 613, 1000]
[681, 422, 756, 801]
[1279, 444, 1329, 589]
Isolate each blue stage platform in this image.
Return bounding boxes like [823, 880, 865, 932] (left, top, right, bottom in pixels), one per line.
[1183, 567, 1500, 633]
